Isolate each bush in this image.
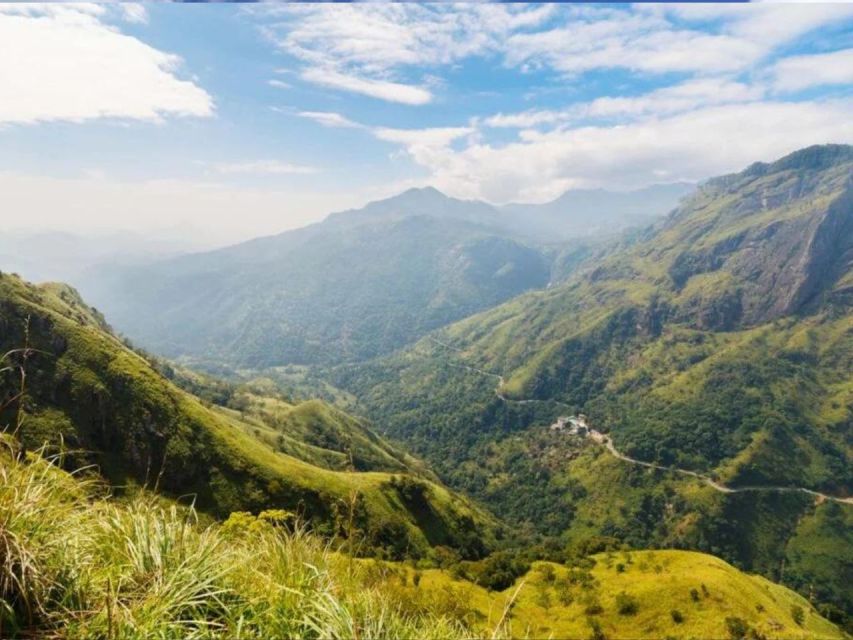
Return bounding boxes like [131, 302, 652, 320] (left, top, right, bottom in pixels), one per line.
[615, 591, 639, 616]
[471, 551, 530, 592]
[584, 599, 604, 615]
[725, 616, 750, 640]
[587, 617, 607, 640]
[690, 588, 700, 602]
[670, 609, 684, 623]
[791, 604, 805, 626]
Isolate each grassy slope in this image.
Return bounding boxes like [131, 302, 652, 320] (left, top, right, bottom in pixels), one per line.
[0, 273, 496, 559]
[2, 447, 842, 639]
[417, 550, 843, 639]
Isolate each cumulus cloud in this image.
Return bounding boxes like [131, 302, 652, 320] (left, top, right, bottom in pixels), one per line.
[0, 4, 212, 125]
[387, 100, 853, 203]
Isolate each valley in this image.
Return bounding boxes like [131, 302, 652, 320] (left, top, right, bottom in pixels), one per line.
[433, 333, 853, 505]
[5, 4, 853, 636]
[2, 144, 852, 637]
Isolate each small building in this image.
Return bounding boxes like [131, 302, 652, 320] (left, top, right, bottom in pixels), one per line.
[549, 416, 569, 431]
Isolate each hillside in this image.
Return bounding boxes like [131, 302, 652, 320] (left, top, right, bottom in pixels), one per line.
[335, 145, 853, 621]
[2, 446, 844, 638]
[0, 272, 497, 559]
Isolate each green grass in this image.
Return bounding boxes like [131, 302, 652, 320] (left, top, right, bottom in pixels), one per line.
[0, 444, 478, 638]
[426, 550, 843, 639]
[1, 445, 843, 639]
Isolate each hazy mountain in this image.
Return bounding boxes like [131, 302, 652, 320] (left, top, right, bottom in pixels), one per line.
[336, 145, 853, 616]
[0, 230, 207, 285]
[81, 188, 553, 367]
[501, 182, 694, 241]
[82, 184, 694, 368]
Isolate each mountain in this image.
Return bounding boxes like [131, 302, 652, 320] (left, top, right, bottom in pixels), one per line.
[0, 272, 498, 559]
[501, 182, 694, 241]
[80, 188, 553, 367]
[79, 183, 689, 369]
[0, 230, 207, 285]
[334, 145, 853, 621]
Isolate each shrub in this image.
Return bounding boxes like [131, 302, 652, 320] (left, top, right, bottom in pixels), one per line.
[690, 588, 700, 602]
[615, 591, 639, 616]
[587, 617, 607, 640]
[556, 582, 574, 606]
[0, 446, 478, 639]
[584, 599, 604, 615]
[791, 604, 805, 626]
[670, 609, 684, 623]
[471, 551, 530, 592]
[725, 616, 750, 640]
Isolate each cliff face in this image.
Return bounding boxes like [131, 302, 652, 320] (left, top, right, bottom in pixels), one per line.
[663, 145, 853, 329]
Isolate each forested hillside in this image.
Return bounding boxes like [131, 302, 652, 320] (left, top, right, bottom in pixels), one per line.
[335, 145, 853, 624]
[0, 273, 497, 559]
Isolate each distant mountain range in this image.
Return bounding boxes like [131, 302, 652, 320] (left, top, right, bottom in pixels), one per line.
[0, 230, 211, 285]
[500, 182, 694, 241]
[77, 182, 690, 367]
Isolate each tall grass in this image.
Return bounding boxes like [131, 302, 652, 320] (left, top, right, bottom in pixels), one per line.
[0, 443, 484, 639]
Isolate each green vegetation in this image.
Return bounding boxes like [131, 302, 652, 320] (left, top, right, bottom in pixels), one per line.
[2, 444, 842, 639]
[0, 272, 498, 560]
[0, 445, 479, 638]
[333, 145, 853, 621]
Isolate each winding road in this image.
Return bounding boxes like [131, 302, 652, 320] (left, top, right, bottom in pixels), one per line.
[427, 337, 853, 506]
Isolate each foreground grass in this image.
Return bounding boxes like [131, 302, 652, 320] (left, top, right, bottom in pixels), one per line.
[1, 443, 844, 639]
[0, 445, 479, 639]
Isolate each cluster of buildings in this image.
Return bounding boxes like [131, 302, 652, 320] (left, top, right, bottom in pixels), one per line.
[549, 414, 589, 436]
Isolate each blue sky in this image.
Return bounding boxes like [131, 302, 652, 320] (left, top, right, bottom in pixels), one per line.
[1, 2, 852, 242]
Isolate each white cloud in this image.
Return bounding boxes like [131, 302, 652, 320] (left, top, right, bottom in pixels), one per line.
[255, 3, 852, 105]
[0, 4, 212, 125]
[384, 100, 853, 203]
[258, 4, 554, 104]
[663, 3, 853, 50]
[297, 111, 363, 129]
[505, 10, 761, 75]
[213, 160, 318, 176]
[267, 79, 292, 89]
[301, 67, 432, 105]
[120, 3, 148, 25]
[485, 78, 764, 129]
[770, 49, 853, 92]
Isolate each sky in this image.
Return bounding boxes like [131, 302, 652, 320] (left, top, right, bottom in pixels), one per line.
[1, 2, 852, 244]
